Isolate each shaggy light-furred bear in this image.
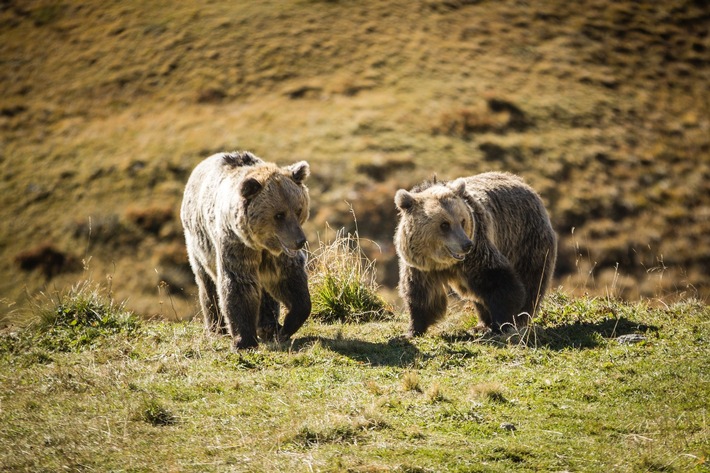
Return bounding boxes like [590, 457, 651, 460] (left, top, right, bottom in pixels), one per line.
[394, 172, 557, 336]
[181, 151, 311, 349]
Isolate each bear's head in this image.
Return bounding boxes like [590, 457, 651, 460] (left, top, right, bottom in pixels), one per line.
[237, 161, 311, 257]
[394, 179, 474, 271]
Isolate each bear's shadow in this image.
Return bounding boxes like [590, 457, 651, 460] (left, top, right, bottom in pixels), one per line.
[440, 316, 660, 350]
[282, 335, 423, 367]
[272, 317, 657, 366]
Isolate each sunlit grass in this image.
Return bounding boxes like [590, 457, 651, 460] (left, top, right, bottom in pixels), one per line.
[0, 283, 708, 472]
[1, 280, 140, 354]
[307, 224, 393, 324]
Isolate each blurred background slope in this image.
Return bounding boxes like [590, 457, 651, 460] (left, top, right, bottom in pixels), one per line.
[1, 0, 708, 320]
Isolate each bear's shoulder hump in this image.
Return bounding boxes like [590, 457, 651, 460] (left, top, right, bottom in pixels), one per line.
[221, 151, 263, 168]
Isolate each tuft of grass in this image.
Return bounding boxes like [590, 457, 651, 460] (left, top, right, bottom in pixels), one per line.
[401, 371, 422, 392]
[308, 225, 393, 324]
[470, 382, 508, 404]
[290, 422, 361, 447]
[16, 280, 139, 353]
[136, 397, 177, 427]
[288, 411, 389, 448]
[426, 382, 447, 404]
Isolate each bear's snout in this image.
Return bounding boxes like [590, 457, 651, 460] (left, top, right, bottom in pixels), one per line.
[444, 229, 473, 262]
[452, 226, 473, 254]
[278, 220, 307, 253]
[295, 235, 307, 250]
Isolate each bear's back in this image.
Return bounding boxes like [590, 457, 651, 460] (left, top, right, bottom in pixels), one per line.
[465, 172, 548, 222]
[464, 172, 554, 262]
[190, 151, 263, 183]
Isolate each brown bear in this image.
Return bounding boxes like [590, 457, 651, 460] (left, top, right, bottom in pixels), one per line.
[394, 172, 557, 336]
[181, 151, 311, 349]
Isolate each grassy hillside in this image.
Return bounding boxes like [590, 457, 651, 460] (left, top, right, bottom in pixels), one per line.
[1, 0, 709, 319]
[1, 280, 708, 471]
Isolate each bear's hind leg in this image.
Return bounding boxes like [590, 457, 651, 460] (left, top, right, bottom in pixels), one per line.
[473, 301, 492, 330]
[193, 264, 226, 335]
[519, 245, 557, 323]
[471, 266, 526, 333]
[258, 291, 282, 341]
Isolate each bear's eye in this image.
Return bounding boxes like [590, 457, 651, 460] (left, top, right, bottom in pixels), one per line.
[274, 212, 285, 221]
[440, 221, 450, 232]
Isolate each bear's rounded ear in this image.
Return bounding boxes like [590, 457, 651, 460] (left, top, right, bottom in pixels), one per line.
[450, 178, 467, 198]
[288, 161, 310, 184]
[395, 189, 416, 212]
[241, 177, 262, 199]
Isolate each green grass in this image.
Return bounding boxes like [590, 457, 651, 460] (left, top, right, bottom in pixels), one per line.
[1, 280, 139, 355]
[308, 225, 393, 324]
[1, 281, 708, 472]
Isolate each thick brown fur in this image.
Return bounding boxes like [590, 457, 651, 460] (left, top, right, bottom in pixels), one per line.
[181, 151, 311, 349]
[395, 172, 557, 336]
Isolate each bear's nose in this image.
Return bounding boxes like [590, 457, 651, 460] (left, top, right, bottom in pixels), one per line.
[295, 236, 307, 249]
[462, 240, 473, 253]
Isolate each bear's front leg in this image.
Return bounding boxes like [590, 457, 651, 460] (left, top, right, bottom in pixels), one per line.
[257, 291, 282, 341]
[270, 254, 311, 342]
[217, 270, 261, 349]
[400, 266, 447, 337]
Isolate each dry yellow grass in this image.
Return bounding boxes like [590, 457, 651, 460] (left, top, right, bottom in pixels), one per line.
[1, 0, 708, 321]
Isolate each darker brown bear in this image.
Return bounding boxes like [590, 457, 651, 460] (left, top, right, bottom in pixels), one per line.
[394, 172, 557, 336]
[181, 151, 311, 349]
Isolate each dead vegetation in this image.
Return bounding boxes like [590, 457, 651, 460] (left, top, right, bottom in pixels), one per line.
[1, 0, 708, 319]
